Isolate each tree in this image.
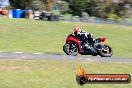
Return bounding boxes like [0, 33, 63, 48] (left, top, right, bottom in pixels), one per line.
[69, 0, 98, 16]
[69, 0, 88, 16]
[42, 0, 56, 11]
[30, 0, 45, 10]
[58, 1, 69, 14]
[10, 0, 30, 9]
[85, 0, 98, 17]
[10, 0, 56, 11]
[68, 0, 130, 18]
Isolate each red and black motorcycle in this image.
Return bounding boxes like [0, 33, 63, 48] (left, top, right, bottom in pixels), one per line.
[63, 34, 113, 57]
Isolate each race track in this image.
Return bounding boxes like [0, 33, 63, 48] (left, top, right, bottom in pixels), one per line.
[0, 52, 131, 62]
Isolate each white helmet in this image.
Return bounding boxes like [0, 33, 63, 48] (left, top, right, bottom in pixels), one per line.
[74, 27, 81, 34]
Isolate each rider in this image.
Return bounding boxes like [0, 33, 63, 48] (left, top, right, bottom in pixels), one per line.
[74, 27, 96, 53]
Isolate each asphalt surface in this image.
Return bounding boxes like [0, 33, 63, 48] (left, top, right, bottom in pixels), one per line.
[0, 52, 131, 63]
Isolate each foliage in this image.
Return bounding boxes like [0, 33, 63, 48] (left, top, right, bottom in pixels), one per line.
[43, 0, 56, 11]
[108, 13, 121, 19]
[30, 0, 45, 10]
[10, 0, 56, 11]
[68, 0, 131, 18]
[9, 0, 132, 18]
[69, 0, 88, 16]
[59, 1, 69, 14]
[10, 0, 29, 9]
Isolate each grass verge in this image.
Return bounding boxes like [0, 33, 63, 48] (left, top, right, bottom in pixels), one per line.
[0, 60, 131, 88]
[0, 17, 132, 58]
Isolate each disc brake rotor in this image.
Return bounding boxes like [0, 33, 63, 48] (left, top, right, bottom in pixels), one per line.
[70, 47, 77, 53]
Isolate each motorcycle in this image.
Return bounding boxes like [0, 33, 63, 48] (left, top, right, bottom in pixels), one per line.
[63, 34, 113, 57]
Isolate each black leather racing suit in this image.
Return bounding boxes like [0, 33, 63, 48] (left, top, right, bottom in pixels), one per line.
[74, 31, 95, 51]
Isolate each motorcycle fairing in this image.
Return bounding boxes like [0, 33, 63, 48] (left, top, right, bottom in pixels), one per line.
[66, 35, 81, 53]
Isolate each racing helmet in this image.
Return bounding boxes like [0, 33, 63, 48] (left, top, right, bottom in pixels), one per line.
[74, 27, 81, 34]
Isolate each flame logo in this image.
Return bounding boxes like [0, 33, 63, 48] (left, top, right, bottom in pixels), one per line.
[77, 65, 86, 76]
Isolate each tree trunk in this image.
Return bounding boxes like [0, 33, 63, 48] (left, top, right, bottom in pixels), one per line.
[43, 0, 56, 11]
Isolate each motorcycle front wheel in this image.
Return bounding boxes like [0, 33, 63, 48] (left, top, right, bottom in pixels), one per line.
[63, 43, 78, 56]
[98, 44, 113, 57]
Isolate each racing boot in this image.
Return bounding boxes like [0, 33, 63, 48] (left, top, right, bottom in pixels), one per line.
[89, 45, 97, 54]
[84, 44, 90, 49]
[85, 44, 97, 53]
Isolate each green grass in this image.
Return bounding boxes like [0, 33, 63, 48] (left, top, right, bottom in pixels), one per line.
[0, 17, 131, 88]
[0, 17, 132, 58]
[0, 60, 131, 88]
